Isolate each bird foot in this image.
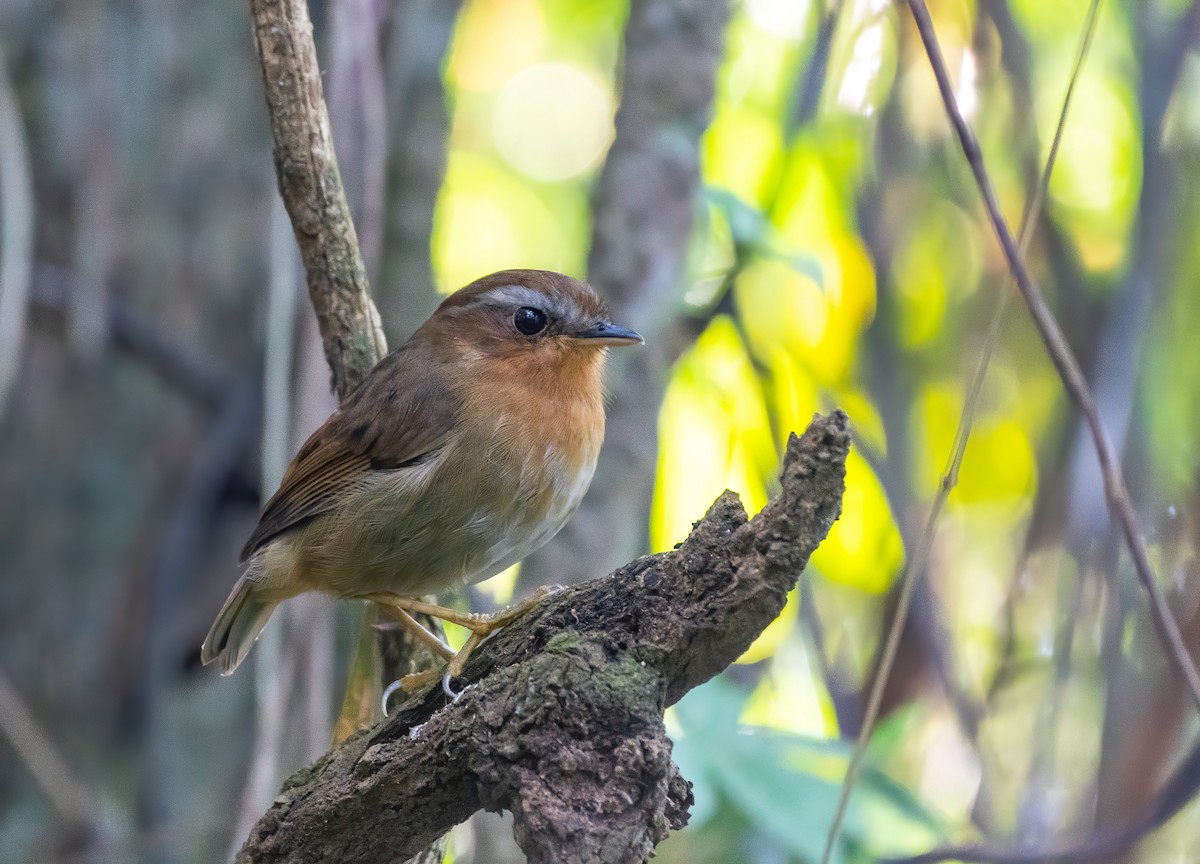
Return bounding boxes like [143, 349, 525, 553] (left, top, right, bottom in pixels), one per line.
[376, 583, 568, 713]
[382, 668, 455, 716]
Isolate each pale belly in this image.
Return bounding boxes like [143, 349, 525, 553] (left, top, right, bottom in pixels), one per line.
[275, 438, 597, 599]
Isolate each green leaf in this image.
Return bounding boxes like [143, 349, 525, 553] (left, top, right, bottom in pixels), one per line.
[704, 186, 824, 286]
[671, 678, 941, 862]
[669, 733, 721, 827]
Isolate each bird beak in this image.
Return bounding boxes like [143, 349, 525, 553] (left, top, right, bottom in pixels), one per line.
[571, 321, 644, 347]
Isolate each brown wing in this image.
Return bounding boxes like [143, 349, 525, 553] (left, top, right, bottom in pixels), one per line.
[239, 343, 459, 562]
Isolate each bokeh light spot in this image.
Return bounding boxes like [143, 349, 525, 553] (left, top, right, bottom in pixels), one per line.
[746, 0, 813, 41]
[448, 0, 547, 92]
[493, 62, 613, 182]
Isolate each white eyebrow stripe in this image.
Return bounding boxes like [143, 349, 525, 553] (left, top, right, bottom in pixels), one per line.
[478, 284, 578, 318]
[482, 285, 552, 307]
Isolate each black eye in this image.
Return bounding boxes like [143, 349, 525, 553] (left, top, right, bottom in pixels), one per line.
[513, 306, 548, 336]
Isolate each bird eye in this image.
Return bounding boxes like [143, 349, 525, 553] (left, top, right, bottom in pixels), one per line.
[513, 306, 548, 336]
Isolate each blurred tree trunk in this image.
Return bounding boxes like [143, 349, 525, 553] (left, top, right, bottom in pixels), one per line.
[1082, 2, 1200, 840]
[518, 0, 733, 592]
[376, 0, 462, 343]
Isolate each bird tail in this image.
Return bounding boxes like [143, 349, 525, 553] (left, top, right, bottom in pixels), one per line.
[200, 577, 278, 676]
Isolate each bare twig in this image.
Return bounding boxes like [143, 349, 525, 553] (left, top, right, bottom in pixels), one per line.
[0, 42, 35, 414]
[853, 76, 981, 743]
[908, 0, 1200, 704]
[884, 2, 1200, 859]
[247, 0, 386, 399]
[0, 664, 96, 828]
[819, 4, 1103, 861]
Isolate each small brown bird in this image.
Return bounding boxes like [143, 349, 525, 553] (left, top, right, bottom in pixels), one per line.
[201, 269, 642, 690]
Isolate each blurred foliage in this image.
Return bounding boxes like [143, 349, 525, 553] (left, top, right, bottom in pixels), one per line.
[4, 0, 1200, 861]
[664, 678, 939, 863]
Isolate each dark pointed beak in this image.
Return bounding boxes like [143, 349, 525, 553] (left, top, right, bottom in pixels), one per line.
[571, 321, 644, 347]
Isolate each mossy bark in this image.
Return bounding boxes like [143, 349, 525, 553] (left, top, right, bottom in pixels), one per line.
[237, 412, 850, 864]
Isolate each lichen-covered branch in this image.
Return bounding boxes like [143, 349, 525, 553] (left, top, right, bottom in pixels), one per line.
[237, 411, 850, 864]
[247, 0, 386, 398]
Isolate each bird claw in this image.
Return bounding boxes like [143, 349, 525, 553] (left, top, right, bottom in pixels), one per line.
[382, 668, 464, 714]
[381, 679, 404, 717]
[377, 585, 567, 716]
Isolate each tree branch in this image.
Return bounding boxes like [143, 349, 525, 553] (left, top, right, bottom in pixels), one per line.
[248, 0, 386, 398]
[236, 411, 850, 864]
